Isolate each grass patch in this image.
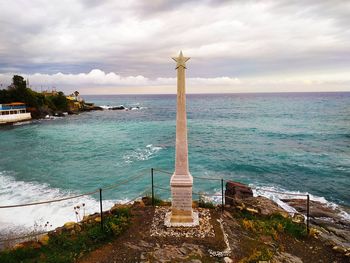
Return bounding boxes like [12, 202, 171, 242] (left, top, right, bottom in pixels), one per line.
[0, 207, 131, 263]
[152, 196, 164, 206]
[239, 212, 307, 239]
[144, 192, 166, 206]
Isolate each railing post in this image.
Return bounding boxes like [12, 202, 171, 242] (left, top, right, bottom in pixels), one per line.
[99, 188, 103, 231]
[307, 194, 310, 234]
[221, 178, 224, 213]
[151, 168, 154, 206]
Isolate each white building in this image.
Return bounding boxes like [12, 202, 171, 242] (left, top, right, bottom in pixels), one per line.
[0, 102, 32, 124]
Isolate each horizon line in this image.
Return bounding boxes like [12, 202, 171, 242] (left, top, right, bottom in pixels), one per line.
[81, 90, 350, 96]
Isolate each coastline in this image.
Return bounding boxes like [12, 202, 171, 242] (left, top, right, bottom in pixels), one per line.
[1, 191, 349, 261]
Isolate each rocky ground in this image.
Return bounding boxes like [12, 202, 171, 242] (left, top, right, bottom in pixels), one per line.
[283, 198, 350, 257]
[78, 198, 349, 263]
[3, 182, 349, 263]
[223, 196, 349, 263]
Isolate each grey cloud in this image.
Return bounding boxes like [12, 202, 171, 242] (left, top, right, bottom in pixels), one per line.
[0, 0, 349, 92]
[131, 0, 201, 16]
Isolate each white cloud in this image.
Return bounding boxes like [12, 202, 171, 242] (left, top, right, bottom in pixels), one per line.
[1, 69, 349, 94]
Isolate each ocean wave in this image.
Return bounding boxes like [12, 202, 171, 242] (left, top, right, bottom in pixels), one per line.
[99, 105, 147, 111]
[123, 144, 162, 164]
[100, 105, 125, 110]
[0, 171, 123, 235]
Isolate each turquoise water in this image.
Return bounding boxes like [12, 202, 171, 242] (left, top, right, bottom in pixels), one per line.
[0, 92, 349, 231]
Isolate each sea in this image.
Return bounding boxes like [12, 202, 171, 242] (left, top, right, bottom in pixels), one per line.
[0, 92, 349, 235]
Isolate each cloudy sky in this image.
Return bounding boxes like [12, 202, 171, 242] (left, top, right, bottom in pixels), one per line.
[0, 0, 349, 94]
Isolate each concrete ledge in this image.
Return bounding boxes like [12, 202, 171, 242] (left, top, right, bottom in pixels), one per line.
[164, 211, 199, 227]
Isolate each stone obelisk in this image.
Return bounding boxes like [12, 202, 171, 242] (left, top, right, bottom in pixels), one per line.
[168, 51, 196, 225]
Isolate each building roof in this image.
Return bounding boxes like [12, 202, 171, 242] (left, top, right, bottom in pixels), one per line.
[4, 102, 26, 106]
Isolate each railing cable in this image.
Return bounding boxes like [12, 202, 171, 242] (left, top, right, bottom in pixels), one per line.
[0, 172, 147, 209]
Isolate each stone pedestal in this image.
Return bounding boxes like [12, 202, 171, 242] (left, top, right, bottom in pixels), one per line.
[170, 178, 193, 223]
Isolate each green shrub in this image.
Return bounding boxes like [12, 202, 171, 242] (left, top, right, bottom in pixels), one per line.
[0, 247, 40, 263]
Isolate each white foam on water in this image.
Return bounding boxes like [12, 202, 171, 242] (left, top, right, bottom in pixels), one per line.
[0, 171, 124, 236]
[99, 104, 147, 111]
[41, 116, 63, 121]
[12, 121, 32, 126]
[130, 106, 147, 110]
[99, 105, 112, 110]
[123, 144, 162, 164]
[99, 105, 125, 110]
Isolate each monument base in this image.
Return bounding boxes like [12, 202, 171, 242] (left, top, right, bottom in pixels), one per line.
[164, 211, 199, 227]
[170, 170, 194, 226]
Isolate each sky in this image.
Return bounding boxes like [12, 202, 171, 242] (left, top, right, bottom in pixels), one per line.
[0, 0, 349, 94]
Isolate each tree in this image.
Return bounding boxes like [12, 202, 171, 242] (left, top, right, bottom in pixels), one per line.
[12, 75, 27, 90]
[50, 91, 68, 111]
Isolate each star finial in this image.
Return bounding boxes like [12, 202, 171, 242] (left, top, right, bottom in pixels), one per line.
[172, 51, 190, 69]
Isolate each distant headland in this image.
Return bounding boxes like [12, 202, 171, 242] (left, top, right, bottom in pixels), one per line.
[0, 75, 102, 122]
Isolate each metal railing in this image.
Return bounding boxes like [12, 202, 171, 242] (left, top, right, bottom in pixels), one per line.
[151, 168, 310, 233]
[0, 167, 311, 245]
